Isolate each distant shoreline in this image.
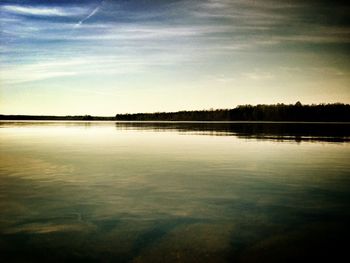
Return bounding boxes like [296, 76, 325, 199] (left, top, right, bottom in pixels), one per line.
[1, 103, 350, 122]
[0, 115, 115, 121]
[1, 120, 350, 124]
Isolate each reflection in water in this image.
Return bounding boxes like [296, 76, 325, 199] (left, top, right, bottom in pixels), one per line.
[0, 121, 350, 262]
[114, 121, 350, 142]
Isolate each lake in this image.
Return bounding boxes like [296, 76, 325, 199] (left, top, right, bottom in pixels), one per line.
[1, 121, 350, 262]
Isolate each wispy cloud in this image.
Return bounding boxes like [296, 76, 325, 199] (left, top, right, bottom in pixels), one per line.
[0, 53, 189, 85]
[71, 24, 231, 41]
[1, 5, 84, 17]
[0, 59, 82, 84]
[75, 1, 105, 27]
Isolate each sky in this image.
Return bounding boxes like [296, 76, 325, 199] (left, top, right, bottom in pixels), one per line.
[0, 0, 349, 115]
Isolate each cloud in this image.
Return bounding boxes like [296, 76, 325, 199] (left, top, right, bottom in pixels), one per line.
[76, 1, 105, 27]
[71, 24, 231, 41]
[1, 5, 84, 17]
[0, 53, 189, 85]
[0, 0, 349, 86]
[0, 59, 85, 84]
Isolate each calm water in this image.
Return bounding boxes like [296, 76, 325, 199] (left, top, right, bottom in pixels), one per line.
[1, 121, 350, 262]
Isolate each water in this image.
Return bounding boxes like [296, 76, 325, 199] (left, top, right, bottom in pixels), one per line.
[1, 121, 350, 262]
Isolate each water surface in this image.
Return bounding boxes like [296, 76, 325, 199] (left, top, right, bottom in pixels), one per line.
[1, 121, 350, 262]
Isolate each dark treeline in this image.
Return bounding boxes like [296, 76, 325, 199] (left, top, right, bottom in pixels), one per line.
[1, 103, 350, 122]
[115, 102, 350, 122]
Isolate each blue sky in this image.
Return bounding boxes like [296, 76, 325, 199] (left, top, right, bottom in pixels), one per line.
[0, 0, 349, 115]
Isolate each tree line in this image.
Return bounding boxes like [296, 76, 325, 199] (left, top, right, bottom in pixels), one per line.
[1, 103, 349, 121]
[115, 102, 350, 121]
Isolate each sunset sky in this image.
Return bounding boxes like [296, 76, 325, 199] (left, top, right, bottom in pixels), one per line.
[0, 0, 349, 115]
